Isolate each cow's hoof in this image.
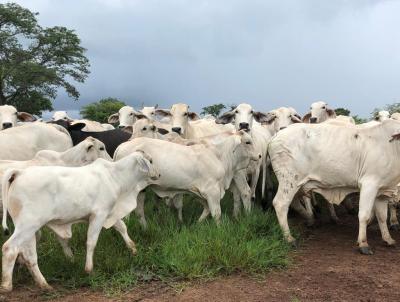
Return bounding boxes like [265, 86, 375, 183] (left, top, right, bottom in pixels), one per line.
[40, 284, 53, 292]
[390, 224, 400, 231]
[384, 239, 396, 247]
[0, 285, 12, 293]
[359, 246, 374, 255]
[288, 239, 298, 249]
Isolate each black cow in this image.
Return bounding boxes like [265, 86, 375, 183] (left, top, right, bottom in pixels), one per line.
[50, 120, 131, 157]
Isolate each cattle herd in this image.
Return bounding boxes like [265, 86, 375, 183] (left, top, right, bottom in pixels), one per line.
[0, 101, 399, 292]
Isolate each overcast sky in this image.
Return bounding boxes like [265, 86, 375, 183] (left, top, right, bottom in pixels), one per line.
[12, 0, 400, 118]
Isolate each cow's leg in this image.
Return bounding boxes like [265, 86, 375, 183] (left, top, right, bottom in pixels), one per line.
[273, 184, 298, 244]
[291, 197, 315, 227]
[172, 195, 183, 222]
[234, 172, 252, 213]
[113, 220, 137, 255]
[389, 204, 400, 231]
[231, 183, 242, 219]
[357, 182, 379, 255]
[85, 214, 107, 273]
[327, 203, 340, 224]
[20, 236, 52, 290]
[198, 199, 211, 222]
[135, 192, 147, 229]
[374, 199, 396, 246]
[250, 167, 261, 201]
[1, 227, 37, 292]
[205, 189, 222, 224]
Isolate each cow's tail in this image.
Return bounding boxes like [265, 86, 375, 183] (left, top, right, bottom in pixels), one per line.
[2, 169, 19, 235]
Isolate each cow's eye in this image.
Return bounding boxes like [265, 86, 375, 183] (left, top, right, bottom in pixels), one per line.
[322, 106, 326, 109]
[250, 110, 254, 114]
[183, 112, 188, 116]
[142, 127, 147, 130]
[100, 147, 105, 151]
[14, 112, 17, 115]
[129, 113, 133, 116]
[246, 141, 251, 145]
[235, 110, 239, 114]
[150, 160, 153, 164]
[63, 117, 68, 120]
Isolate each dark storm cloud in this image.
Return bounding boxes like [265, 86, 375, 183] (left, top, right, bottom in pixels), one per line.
[14, 0, 400, 118]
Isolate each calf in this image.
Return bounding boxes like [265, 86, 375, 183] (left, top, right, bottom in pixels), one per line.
[302, 101, 336, 124]
[0, 151, 158, 292]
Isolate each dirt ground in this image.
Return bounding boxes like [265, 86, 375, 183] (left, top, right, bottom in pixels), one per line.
[3, 214, 400, 302]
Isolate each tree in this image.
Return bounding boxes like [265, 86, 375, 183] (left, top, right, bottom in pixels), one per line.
[352, 115, 368, 124]
[335, 107, 350, 116]
[0, 3, 90, 115]
[80, 98, 126, 123]
[201, 103, 226, 117]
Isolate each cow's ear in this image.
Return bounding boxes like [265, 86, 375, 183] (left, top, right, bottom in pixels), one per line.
[390, 132, 400, 142]
[327, 108, 336, 117]
[215, 111, 235, 124]
[188, 112, 199, 121]
[108, 113, 119, 124]
[17, 112, 36, 122]
[263, 112, 277, 124]
[155, 109, 171, 118]
[122, 126, 133, 134]
[86, 143, 94, 152]
[157, 128, 169, 135]
[291, 114, 302, 123]
[69, 122, 86, 131]
[133, 113, 148, 120]
[302, 112, 311, 123]
[253, 111, 269, 123]
[136, 154, 152, 173]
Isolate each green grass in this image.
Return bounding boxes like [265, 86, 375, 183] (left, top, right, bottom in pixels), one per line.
[4, 192, 290, 293]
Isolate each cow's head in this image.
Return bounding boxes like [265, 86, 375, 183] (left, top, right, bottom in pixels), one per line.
[391, 112, 400, 121]
[52, 111, 72, 122]
[155, 103, 199, 136]
[265, 107, 302, 133]
[232, 130, 260, 170]
[375, 110, 390, 122]
[108, 106, 145, 128]
[76, 137, 112, 164]
[141, 104, 158, 120]
[129, 118, 169, 139]
[303, 101, 336, 124]
[216, 103, 269, 132]
[0, 105, 36, 130]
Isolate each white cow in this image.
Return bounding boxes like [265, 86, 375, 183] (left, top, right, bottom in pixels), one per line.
[156, 103, 232, 138]
[302, 101, 336, 124]
[114, 130, 258, 224]
[108, 106, 143, 128]
[391, 112, 400, 121]
[141, 105, 158, 120]
[269, 120, 400, 254]
[0, 151, 159, 291]
[0, 123, 72, 161]
[52, 111, 113, 131]
[0, 105, 36, 130]
[215, 103, 270, 201]
[0, 137, 111, 208]
[375, 110, 390, 122]
[263, 107, 302, 134]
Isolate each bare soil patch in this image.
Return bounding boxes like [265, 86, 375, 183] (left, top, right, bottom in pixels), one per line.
[3, 214, 400, 302]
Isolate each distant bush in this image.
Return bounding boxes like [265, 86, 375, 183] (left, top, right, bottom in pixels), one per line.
[80, 98, 126, 123]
